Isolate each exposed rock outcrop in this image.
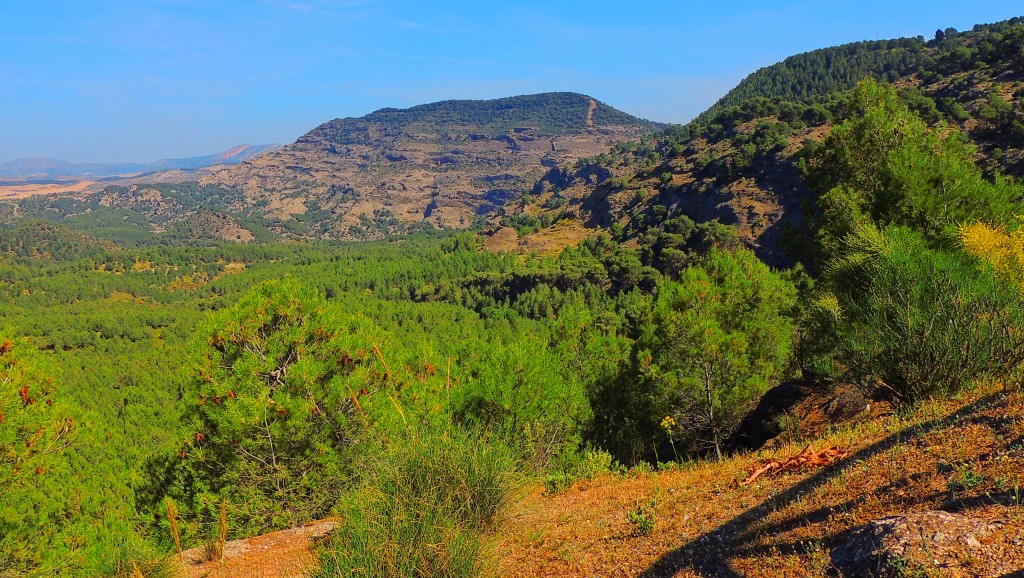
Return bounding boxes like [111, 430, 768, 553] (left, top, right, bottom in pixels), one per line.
[830, 511, 1004, 577]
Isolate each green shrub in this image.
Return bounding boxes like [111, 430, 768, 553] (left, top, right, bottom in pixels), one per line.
[313, 430, 522, 578]
[151, 279, 390, 540]
[636, 249, 797, 460]
[0, 336, 76, 575]
[542, 472, 577, 494]
[451, 337, 590, 475]
[626, 497, 657, 536]
[628, 461, 655, 477]
[85, 551, 178, 578]
[817, 225, 1024, 403]
[542, 448, 621, 494]
[808, 79, 1020, 253]
[947, 464, 986, 494]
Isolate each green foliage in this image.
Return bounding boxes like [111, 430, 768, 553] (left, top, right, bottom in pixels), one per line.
[977, 89, 1016, 133]
[499, 210, 568, 235]
[573, 17, 1024, 232]
[626, 496, 657, 536]
[643, 249, 797, 459]
[0, 220, 119, 260]
[639, 217, 743, 278]
[931, 19, 1024, 75]
[897, 86, 942, 124]
[808, 79, 1021, 251]
[313, 430, 521, 578]
[591, 249, 797, 463]
[541, 195, 566, 210]
[313, 92, 658, 144]
[155, 279, 387, 538]
[704, 37, 925, 116]
[0, 337, 76, 575]
[499, 213, 542, 236]
[817, 225, 1024, 403]
[947, 464, 986, 494]
[731, 120, 793, 163]
[542, 447, 620, 494]
[451, 335, 590, 474]
[5, 18, 1024, 573]
[78, 546, 177, 578]
[701, 17, 1024, 125]
[794, 78, 1024, 405]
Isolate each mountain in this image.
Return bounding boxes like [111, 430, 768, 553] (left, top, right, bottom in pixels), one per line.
[199, 93, 660, 236]
[148, 144, 282, 172]
[0, 158, 147, 179]
[8, 20, 1022, 249]
[0, 144, 280, 180]
[526, 17, 1024, 265]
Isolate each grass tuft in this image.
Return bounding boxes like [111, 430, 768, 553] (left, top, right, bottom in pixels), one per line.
[311, 429, 522, 578]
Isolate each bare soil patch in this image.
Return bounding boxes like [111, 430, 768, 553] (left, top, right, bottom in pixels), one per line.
[178, 518, 338, 578]
[0, 180, 94, 200]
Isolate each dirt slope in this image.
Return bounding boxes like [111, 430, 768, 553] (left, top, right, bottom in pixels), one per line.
[177, 519, 337, 578]
[192, 383, 1024, 577]
[499, 384, 1024, 577]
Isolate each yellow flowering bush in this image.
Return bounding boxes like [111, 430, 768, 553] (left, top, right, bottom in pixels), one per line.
[960, 221, 1024, 291]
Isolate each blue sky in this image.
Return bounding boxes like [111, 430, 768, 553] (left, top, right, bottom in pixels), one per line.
[1, 1, 1021, 163]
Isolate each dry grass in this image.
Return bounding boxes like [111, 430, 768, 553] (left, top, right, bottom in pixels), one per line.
[498, 383, 1024, 577]
[165, 497, 182, 563]
[0, 180, 94, 199]
[482, 220, 596, 256]
[183, 383, 1024, 577]
[218, 499, 228, 563]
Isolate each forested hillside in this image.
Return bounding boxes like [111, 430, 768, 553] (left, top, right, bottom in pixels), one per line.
[699, 18, 1023, 125]
[518, 17, 1024, 264]
[307, 92, 660, 143]
[2, 14, 1024, 578]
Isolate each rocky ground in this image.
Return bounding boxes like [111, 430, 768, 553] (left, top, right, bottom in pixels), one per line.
[498, 382, 1024, 577]
[199, 95, 656, 237]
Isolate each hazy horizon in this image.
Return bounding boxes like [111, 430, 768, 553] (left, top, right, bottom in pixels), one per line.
[2, 0, 1022, 164]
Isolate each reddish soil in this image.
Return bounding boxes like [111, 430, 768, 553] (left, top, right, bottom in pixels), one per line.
[497, 384, 1024, 577]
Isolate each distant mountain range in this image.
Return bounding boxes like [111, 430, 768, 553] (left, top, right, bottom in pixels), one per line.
[0, 144, 280, 180]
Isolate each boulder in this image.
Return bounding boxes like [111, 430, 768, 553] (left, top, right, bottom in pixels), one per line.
[830, 510, 1000, 577]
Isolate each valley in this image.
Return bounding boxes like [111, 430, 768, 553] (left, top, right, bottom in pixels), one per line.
[2, 13, 1024, 578]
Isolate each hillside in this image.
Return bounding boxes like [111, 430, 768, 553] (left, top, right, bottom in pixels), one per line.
[1, 94, 658, 243]
[199, 92, 659, 236]
[512, 17, 1024, 265]
[498, 382, 1024, 577]
[169, 381, 1024, 577]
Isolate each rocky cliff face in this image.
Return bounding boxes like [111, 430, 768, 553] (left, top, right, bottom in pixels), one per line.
[201, 93, 659, 237]
[562, 128, 817, 266]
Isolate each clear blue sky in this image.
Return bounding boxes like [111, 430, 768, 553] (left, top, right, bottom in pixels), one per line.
[1, 1, 1021, 163]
